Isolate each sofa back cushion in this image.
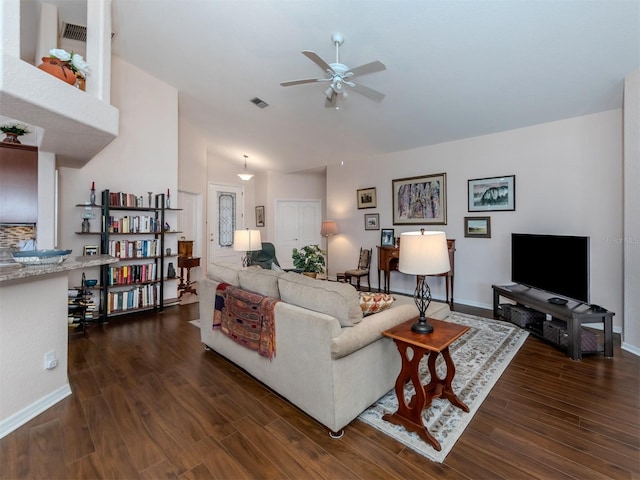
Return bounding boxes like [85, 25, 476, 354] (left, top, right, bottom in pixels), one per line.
[207, 262, 242, 286]
[238, 268, 282, 299]
[278, 272, 363, 327]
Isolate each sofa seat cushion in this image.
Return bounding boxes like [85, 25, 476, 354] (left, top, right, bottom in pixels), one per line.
[238, 267, 282, 299]
[278, 272, 363, 327]
[359, 292, 395, 316]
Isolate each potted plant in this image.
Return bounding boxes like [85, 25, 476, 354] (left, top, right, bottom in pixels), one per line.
[38, 48, 90, 86]
[292, 244, 326, 278]
[0, 122, 30, 144]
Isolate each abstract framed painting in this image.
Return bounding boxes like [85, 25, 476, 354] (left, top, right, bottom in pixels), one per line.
[392, 173, 447, 225]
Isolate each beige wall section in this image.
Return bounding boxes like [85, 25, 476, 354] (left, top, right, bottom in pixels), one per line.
[328, 110, 625, 331]
[59, 56, 179, 294]
[623, 68, 640, 354]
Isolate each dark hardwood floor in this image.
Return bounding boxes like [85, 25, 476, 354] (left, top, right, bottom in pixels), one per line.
[1, 301, 638, 479]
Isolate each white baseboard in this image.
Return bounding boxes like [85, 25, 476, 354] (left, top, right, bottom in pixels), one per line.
[0, 383, 72, 439]
[622, 342, 640, 357]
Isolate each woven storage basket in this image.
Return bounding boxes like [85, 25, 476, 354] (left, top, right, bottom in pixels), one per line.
[543, 319, 600, 351]
[498, 303, 513, 320]
[509, 305, 545, 328]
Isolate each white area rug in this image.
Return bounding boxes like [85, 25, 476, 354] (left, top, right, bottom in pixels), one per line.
[188, 319, 201, 328]
[358, 312, 528, 463]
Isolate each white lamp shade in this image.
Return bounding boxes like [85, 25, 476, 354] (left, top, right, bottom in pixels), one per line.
[321, 220, 338, 236]
[398, 230, 450, 275]
[233, 229, 262, 251]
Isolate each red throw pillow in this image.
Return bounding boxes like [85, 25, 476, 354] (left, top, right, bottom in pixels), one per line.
[359, 292, 395, 316]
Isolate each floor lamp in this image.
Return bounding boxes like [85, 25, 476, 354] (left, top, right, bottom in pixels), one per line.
[398, 229, 450, 334]
[233, 229, 262, 267]
[321, 220, 338, 279]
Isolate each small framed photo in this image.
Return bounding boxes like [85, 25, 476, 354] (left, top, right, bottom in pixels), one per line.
[468, 175, 515, 212]
[381, 228, 395, 246]
[464, 216, 491, 238]
[255, 205, 265, 227]
[364, 213, 380, 230]
[357, 187, 377, 209]
[83, 245, 99, 256]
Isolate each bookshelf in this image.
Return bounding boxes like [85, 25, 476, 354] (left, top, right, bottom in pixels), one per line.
[76, 189, 181, 322]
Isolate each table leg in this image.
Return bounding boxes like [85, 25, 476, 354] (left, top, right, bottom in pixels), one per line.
[438, 347, 469, 412]
[382, 342, 441, 451]
[603, 315, 613, 358]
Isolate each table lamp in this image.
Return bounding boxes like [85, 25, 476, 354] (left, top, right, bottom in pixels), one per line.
[233, 229, 262, 267]
[399, 229, 450, 334]
[321, 220, 338, 278]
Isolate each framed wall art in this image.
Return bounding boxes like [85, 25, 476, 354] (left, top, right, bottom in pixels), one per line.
[392, 173, 447, 225]
[364, 213, 380, 230]
[83, 245, 99, 256]
[357, 187, 377, 209]
[464, 216, 491, 238]
[255, 205, 265, 227]
[468, 175, 515, 212]
[381, 228, 395, 246]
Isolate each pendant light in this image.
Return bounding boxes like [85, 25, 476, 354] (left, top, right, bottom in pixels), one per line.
[237, 155, 254, 181]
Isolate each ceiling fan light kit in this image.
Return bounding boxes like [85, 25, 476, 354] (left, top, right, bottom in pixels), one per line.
[280, 32, 386, 108]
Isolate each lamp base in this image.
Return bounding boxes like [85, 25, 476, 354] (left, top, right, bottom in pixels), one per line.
[411, 318, 434, 334]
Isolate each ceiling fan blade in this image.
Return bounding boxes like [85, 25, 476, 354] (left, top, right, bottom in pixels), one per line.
[349, 82, 386, 102]
[325, 91, 338, 108]
[347, 60, 386, 78]
[302, 51, 334, 74]
[280, 78, 325, 87]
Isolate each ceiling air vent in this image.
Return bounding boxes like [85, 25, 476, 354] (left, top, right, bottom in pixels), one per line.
[250, 97, 269, 109]
[60, 22, 115, 42]
[61, 22, 87, 42]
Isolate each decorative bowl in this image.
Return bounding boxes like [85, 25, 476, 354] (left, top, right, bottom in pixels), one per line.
[11, 249, 72, 266]
[84, 279, 98, 287]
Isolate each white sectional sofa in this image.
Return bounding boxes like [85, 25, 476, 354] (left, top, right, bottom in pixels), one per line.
[199, 263, 451, 435]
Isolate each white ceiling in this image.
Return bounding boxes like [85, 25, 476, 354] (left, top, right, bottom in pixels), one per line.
[30, 0, 640, 173]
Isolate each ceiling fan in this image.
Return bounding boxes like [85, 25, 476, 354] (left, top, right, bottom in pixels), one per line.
[280, 33, 386, 108]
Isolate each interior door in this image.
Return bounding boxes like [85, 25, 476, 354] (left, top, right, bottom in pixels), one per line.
[207, 183, 244, 270]
[275, 200, 322, 269]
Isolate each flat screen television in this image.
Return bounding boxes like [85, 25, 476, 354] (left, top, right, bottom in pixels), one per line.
[511, 233, 590, 304]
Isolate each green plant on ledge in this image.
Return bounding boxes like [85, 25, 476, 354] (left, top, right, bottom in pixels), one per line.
[0, 122, 30, 136]
[292, 244, 326, 274]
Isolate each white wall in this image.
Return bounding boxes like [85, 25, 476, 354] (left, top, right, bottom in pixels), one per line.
[327, 110, 624, 330]
[623, 68, 640, 353]
[59, 56, 179, 295]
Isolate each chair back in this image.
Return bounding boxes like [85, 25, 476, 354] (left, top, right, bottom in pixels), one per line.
[358, 248, 372, 270]
[248, 242, 281, 269]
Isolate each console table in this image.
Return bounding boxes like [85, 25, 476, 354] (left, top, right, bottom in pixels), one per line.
[377, 239, 455, 305]
[492, 284, 614, 360]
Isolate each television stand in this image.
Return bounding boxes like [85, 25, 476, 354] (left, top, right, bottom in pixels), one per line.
[492, 284, 614, 360]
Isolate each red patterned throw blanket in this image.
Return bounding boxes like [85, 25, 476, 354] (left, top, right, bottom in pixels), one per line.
[213, 283, 279, 359]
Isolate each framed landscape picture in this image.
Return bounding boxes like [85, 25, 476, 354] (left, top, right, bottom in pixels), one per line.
[392, 173, 447, 225]
[468, 175, 515, 212]
[464, 216, 491, 238]
[364, 213, 380, 230]
[357, 187, 377, 209]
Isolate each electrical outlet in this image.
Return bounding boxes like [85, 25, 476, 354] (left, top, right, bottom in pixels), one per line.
[44, 351, 58, 370]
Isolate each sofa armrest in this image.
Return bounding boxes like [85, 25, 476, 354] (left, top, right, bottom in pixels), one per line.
[330, 298, 451, 359]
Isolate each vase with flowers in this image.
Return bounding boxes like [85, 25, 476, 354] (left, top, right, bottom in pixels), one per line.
[292, 244, 326, 278]
[0, 122, 30, 144]
[38, 49, 90, 87]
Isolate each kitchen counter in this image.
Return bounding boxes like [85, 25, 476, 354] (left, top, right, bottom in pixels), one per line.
[0, 253, 117, 439]
[0, 254, 117, 283]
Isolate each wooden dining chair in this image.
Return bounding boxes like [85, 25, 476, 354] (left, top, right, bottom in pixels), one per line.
[344, 248, 372, 291]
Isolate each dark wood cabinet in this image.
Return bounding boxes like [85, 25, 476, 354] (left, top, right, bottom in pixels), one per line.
[0, 143, 38, 224]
